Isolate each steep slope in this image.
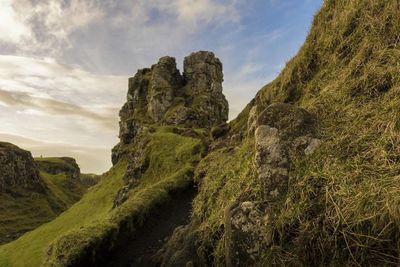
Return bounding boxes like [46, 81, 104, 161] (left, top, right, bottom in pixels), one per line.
[35, 157, 87, 205]
[2, 1, 398, 265]
[159, 0, 400, 266]
[0, 144, 93, 244]
[0, 51, 228, 266]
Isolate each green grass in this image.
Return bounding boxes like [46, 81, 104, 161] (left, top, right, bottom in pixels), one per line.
[0, 190, 60, 244]
[3, 1, 398, 265]
[191, 138, 258, 265]
[34, 157, 65, 163]
[40, 171, 85, 207]
[0, 159, 127, 267]
[0, 157, 88, 246]
[44, 129, 205, 266]
[188, 0, 400, 265]
[0, 127, 205, 266]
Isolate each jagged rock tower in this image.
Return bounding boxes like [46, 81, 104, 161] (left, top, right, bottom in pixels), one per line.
[112, 51, 229, 164]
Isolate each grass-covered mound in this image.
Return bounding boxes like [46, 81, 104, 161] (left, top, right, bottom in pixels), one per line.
[36, 157, 88, 206]
[189, 0, 400, 265]
[0, 127, 205, 266]
[0, 157, 89, 245]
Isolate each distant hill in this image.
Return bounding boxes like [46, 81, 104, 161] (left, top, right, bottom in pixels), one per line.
[0, 143, 99, 244]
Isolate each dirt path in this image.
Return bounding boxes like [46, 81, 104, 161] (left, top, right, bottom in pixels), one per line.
[102, 187, 196, 267]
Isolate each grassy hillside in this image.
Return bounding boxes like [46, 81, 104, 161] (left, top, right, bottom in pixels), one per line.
[2, 1, 399, 265]
[189, 0, 400, 265]
[0, 157, 89, 245]
[0, 127, 205, 266]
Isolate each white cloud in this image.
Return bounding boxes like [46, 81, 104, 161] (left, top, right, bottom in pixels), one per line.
[1, 0, 240, 58]
[0, 0, 31, 43]
[0, 55, 126, 106]
[1, 0, 104, 55]
[0, 55, 126, 173]
[0, 89, 118, 130]
[0, 0, 322, 175]
[167, 0, 239, 29]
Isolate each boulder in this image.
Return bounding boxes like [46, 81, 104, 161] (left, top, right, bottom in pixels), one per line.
[256, 103, 316, 140]
[225, 201, 268, 267]
[224, 103, 321, 265]
[254, 103, 320, 198]
[254, 125, 289, 199]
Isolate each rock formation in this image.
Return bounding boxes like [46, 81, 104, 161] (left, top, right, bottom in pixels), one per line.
[35, 157, 81, 181]
[0, 142, 43, 193]
[112, 51, 229, 165]
[112, 51, 229, 207]
[224, 201, 267, 267]
[224, 103, 321, 266]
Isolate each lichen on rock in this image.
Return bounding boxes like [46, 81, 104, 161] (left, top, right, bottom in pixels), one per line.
[224, 201, 268, 267]
[224, 103, 320, 265]
[254, 125, 289, 199]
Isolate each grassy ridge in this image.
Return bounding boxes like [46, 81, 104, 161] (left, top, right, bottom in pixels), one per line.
[0, 128, 205, 266]
[0, 158, 88, 245]
[191, 0, 400, 265]
[0, 159, 126, 267]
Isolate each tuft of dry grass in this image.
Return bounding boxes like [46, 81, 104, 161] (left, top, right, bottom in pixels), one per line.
[192, 0, 400, 265]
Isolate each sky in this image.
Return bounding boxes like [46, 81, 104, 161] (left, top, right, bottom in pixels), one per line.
[0, 0, 323, 174]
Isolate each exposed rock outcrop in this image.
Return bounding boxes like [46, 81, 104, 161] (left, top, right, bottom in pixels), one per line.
[224, 103, 321, 266]
[148, 56, 184, 122]
[156, 224, 203, 267]
[112, 51, 229, 209]
[182, 51, 229, 127]
[113, 138, 149, 207]
[254, 125, 289, 199]
[35, 157, 81, 181]
[225, 201, 268, 267]
[112, 51, 229, 165]
[0, 142, 43, 193]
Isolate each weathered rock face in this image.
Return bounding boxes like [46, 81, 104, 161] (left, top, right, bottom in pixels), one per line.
[113, 51, 229, 165]
[256, 103, 316, 140]
[36, 157, 81, 181]
[0, 142, 43, 193]
[225, 201, 268, 267]
[255, 125, 289, 199]
[254, 103, 319, 199]
[113, 138, 149, 207]
[148, 56, 184, 122]
[183, 51, 229, 126]
[225, 103, 321, 265]
[156, 224, 203, 267]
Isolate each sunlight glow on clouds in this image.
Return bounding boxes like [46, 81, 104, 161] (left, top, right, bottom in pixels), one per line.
[0, 55, 126, 105]
[0, 0, 322, 173]
[0, 0, 30, 43]
[6, 0, 104, 55]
